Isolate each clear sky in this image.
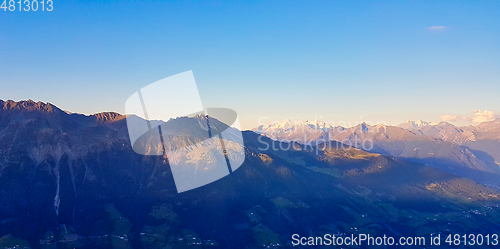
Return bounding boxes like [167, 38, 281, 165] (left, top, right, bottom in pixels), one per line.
[1, 0, 499, 129]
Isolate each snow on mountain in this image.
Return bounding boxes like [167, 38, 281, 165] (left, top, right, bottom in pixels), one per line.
[252, 118, 500, 180]
[399, 120, 438, 129]
[252, 119, 337, 143]
[255, 119, 334, 132]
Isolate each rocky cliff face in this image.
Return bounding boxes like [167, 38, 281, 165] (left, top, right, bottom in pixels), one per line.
[0, 100, 145, 247]
[92, 112, 125, 123]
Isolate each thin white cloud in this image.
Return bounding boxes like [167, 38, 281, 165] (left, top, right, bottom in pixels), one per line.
[471, 110, 496, 123]
[440, 110, 498, 124]
[429, 26, 446, 30]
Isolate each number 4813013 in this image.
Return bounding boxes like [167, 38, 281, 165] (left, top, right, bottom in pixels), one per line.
[1, 0, 53, 11]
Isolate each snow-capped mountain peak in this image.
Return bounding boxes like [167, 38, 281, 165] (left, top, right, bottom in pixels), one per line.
[255, 119, 334, 132]
[401, 120, 438, 128]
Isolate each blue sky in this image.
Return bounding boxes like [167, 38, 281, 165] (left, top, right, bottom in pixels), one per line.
[1, 0, 499, 129]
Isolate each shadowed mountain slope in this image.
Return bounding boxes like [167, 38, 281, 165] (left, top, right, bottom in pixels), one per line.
[1, 100, 500, 248]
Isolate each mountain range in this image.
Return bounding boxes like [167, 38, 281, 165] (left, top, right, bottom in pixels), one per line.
[253, 119, 500, 186]
[1, 100, 500, 248]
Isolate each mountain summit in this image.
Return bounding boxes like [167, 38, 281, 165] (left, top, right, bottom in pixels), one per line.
[0, 99, 61, 113]
[399, 120, 438, 129]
